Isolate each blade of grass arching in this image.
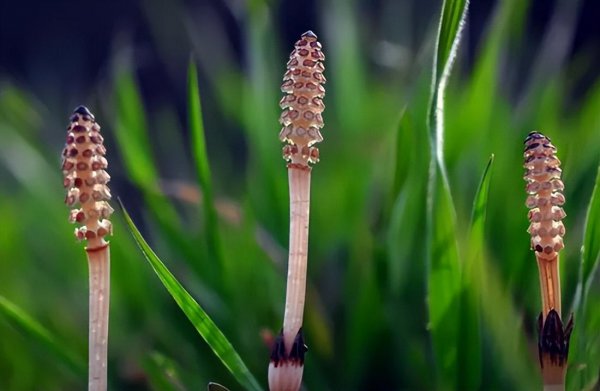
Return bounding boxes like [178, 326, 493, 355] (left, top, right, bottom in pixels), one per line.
[457, 155, 494, 390]
[187, 58, 225, 275]
[142, 352, 188, 391]
[426, 0, 469, 386]
[119, 201, 263, 391]
[429, 0, 469, 141]
[0, 296, 85, 377]
[433, 0, 470, 90]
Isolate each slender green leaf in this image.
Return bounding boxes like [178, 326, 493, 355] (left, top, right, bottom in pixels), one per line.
[457, 155, 494, 390]
[469, 155, 495, 251]
[569, 164, 600, 390]
[581, 165, 600, 294]
[426, 168, 461, 386]
[434, 0, 470, 87]
[119, 201, 263, 391]
[187, 58, 224, 271]
[0, 296, 85, 376]
[426, 0, 470, 386]
[429, 0, 470, 144]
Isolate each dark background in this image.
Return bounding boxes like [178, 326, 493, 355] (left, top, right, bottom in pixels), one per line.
[1, 0, 598, 113]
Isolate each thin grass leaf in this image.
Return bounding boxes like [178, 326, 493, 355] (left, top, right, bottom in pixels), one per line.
[580, 165, 600, 295]
[426, 0, 469, 386]
[119, 200, 263, 391]
[457, 155, 494, 390]
[434, 0, 470, 87]
[426, 168, 461, 386]
[0, 296, 85, 376]
[469, 155, 495, 250]
[187, 58, 225, 275]
[429, 0, 470, 146]
[463, 155, 538, 389]
[568, 164, 600, 390]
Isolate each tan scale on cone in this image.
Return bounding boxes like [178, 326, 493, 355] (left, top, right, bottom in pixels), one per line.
[62, 105, 113, 249]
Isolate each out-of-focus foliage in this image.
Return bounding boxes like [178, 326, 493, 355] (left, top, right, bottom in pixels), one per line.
[0, 0, 599, 390]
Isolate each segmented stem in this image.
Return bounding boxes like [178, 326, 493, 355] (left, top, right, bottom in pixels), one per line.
[62, 106, 113, 391]
[524, 131, 572, 388]
[269, 31, 325, 391]
[524, 131, 566, 320]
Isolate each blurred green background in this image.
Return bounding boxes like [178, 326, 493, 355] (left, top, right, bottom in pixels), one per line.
[1, 0, 600, 390]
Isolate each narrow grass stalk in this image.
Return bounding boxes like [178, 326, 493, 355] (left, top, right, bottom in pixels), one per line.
[268, 31, 325, 391]
[523, 131, 572, 389]
[62, 106, 113, 391]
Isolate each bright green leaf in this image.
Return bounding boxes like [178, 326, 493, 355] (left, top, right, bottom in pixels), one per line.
[119, 201, 263, 391]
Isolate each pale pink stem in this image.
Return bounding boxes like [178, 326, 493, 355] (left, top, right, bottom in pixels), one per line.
[282, 165, 311, 353]
[87, 242, 110, 391]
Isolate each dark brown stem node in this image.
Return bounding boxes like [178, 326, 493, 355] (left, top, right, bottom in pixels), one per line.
[537, 310, 573, 368]
[270, 328, 308, 368]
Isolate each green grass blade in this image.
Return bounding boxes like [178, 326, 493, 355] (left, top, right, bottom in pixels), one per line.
[426, 167, 461, 386]
[119, 201, 263, 391]
[426, 0, 470, 386]
[580, 165, 600, 295]
[469, 155, 495, 249]
[0, 296, 85, 376]
[568, 164, 600, 390]
[457, 155, 494, 390]
[434, 0, 470, 88]
[429, 0, 470, 145]
[187, 58, 225, 274]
